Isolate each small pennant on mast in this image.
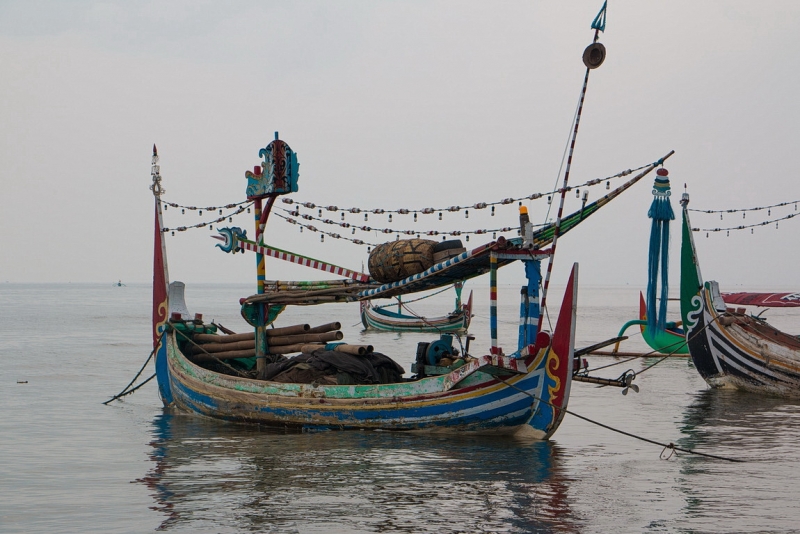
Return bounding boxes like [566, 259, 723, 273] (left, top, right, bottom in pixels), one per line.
[591, 1, 607, 32]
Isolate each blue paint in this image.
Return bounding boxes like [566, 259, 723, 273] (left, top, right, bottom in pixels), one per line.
[518, 259, 541, 351]
[154, 334, 173, 405]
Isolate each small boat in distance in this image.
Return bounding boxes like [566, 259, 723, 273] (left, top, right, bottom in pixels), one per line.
[114, 280, 126, 287]
[360, 284, 473, 334]
[680, 193, 800, 397]
[611, 292, 688, 355]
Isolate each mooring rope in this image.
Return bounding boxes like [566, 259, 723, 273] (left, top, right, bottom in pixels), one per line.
[103, 373, 157, 405]
[496, 377, 744, 463]
[103, 343, 158, 405]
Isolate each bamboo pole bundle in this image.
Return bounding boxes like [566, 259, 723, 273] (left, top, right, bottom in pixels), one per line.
[306, 322, 342, 334]
[267, 331, 343, 346]
[194, 332, 254, 343]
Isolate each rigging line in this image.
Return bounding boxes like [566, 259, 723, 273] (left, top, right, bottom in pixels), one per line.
[545, 84, 584, 225]
[496, 377, 744, 463]
[102, 373, 157, 404]
[103, 343, 158, 405]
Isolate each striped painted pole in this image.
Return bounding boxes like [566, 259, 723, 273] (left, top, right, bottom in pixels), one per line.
[234, 239, 371, 283]
[518, 260, 541, 351]
[490, 252, 499, 354]
[538, 29, 599, 332]
[253, 198, 267, 377]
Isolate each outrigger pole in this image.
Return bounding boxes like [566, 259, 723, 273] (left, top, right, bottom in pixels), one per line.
[538, 2, 607, 331]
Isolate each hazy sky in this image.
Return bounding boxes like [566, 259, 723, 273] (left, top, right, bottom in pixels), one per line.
[2, 1, 799, 290]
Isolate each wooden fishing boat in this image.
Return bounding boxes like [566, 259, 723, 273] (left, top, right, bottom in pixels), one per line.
[150, 137, 581, 435]
[360, 285, 473, 333]
[680, 193, 800, 396]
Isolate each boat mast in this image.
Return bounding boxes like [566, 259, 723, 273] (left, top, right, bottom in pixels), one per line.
[538, 2, 607, 331]
[246, 132, 300, 378]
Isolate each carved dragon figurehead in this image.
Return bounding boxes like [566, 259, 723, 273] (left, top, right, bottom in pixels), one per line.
[215, 227, 248, 254]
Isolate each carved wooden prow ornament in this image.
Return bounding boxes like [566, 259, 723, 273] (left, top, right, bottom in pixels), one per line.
[245, 132, 299, 199]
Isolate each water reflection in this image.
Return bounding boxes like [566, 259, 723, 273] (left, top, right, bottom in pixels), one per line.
[674, 389, 800, 532]
[139, 412, 581, 533]
[679, 388, 800, 462]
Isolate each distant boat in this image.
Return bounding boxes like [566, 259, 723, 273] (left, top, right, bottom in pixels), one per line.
[680, 193, 800, 397]
[612, 292, 688, 355]
[360, 286, 473, 334]
[114, 280, 126, 287]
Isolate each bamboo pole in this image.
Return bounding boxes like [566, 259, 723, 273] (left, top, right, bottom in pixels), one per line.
[267, 331, 343, 346]
[194, 332, 254, 343]
[307, 322, 342, 334]
[333, 344, 373, 356]
[266, 324, 310, 336]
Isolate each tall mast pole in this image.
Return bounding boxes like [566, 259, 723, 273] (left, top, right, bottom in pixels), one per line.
[538, 3, 606, 331]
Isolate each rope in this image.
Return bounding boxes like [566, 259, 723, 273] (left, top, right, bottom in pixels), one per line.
[102, 373, 157, 405]
[496, 377, 744, 463]
[103, 343, 158, 405]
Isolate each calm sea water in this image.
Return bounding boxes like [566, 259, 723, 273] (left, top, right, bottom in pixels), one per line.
[2, 282, 800, 533]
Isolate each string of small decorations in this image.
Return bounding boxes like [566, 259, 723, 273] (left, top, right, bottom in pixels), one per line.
[693, 211, 799, 237]
[161, 199, 252, 212]
[689, 199, 799, 215]
[273, 211, 519, 248]
[278, 205, 543, 235]
[278, 161, 654, 217]
[160, 202, 254, 235]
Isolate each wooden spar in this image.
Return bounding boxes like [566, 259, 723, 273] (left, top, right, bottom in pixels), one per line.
[572, 374, 628, 387]
[307, 322, 341, 334]
[574, 336, 627, 357]
[266, 331, 343, 346]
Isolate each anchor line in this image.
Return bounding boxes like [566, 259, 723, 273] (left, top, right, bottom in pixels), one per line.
[103, 343, 158, 405]
[495, 376, 745, 463]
